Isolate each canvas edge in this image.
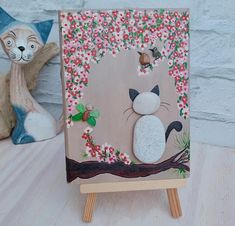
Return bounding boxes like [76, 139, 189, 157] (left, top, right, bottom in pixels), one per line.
[58, 10, 71, 183]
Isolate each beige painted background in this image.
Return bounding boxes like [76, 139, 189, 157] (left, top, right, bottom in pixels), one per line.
[64, 43, 189, 183]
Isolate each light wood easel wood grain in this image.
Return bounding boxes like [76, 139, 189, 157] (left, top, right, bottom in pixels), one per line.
[81, 180, 184, 222]
[166, 188, 182, 218]
[80, 179, 186, 194]
[0, 134, 234, 226]
[83, 193, 97, 222]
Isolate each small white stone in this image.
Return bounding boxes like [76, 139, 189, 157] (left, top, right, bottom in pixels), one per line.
[133, 92, 160, 115]
[133, 115, 166, 163]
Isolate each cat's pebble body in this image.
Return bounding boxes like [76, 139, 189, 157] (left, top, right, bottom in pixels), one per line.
[133, 115, 165, 163]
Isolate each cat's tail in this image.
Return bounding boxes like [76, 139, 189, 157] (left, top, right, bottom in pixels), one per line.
[56, 113, 64, 134]
[165, 121, 182, 142]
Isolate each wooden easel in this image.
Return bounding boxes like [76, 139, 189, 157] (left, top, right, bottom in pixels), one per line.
[81, 179, 186, 222]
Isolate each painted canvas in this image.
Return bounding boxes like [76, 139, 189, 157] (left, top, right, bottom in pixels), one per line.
[59, 9, 190, 184]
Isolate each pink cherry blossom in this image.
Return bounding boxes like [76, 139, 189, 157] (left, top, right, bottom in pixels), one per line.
[81, 128, 133, 165]
[60, 9, 189, 126]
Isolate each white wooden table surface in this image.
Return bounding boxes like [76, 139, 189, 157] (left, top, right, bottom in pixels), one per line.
[0, 133, 234, 226]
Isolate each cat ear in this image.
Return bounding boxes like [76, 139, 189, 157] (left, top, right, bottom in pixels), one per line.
[0, 7, 16, 34]
[129, 89, 139, 102]
[151, 85, 160, 96]
[33, 20, 53, 44]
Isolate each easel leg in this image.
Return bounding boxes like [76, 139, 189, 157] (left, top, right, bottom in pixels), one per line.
[166, 188, 182, 218]
[83, 193, 97, 222]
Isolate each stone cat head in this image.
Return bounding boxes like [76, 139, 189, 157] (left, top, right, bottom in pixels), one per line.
[0, 7, 53, 64]
[129, 85, 160, 115]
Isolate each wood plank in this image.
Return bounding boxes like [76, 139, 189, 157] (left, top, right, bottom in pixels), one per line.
[80, 179, 186, 193]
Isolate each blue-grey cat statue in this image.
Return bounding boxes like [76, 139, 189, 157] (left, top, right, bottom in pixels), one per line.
[0, 7, 63, 144]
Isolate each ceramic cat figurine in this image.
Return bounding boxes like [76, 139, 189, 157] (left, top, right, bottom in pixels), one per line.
[129, 85, 183, 163]
[0, 7, 62, 144]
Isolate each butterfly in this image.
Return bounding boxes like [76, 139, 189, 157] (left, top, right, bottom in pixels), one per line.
[71, 103, 100, 127]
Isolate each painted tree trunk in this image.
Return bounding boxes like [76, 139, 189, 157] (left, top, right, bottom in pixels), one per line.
[66, 148, 190, 182]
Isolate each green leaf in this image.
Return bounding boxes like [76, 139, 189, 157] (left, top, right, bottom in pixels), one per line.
[90, 110, 100, 118]
[83, 152, 88, 158]
[76, 103, 85, 113]
[115, 150, 120, 155]
[71, 112, 83, 121]
[84, 24, 88, 30]
[179, 168, 186, 174]
[179, 108, 183, 116]
[87, 116, 96, 127]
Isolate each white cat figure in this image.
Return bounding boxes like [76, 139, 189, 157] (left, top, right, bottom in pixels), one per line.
[0, 7, 62, 144]
[129, 85, 183, 163]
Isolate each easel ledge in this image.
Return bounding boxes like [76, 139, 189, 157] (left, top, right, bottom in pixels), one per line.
[80, 178, 187, 193]
[81, 179, 187, 222]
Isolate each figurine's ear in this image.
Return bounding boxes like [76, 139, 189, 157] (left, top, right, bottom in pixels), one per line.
[33, 20, 53, 44]
[0, 7, 16, 34]
[129, 89, 139, 102]
[151, 85, 160, 96]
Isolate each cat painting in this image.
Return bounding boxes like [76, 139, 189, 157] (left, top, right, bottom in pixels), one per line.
[60, 9, 190, 184]
[0, 7, 62, 144]
[129, 85, 183, 163]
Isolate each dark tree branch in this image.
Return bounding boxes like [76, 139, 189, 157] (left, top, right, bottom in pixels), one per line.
[66, 149, 190, 182]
